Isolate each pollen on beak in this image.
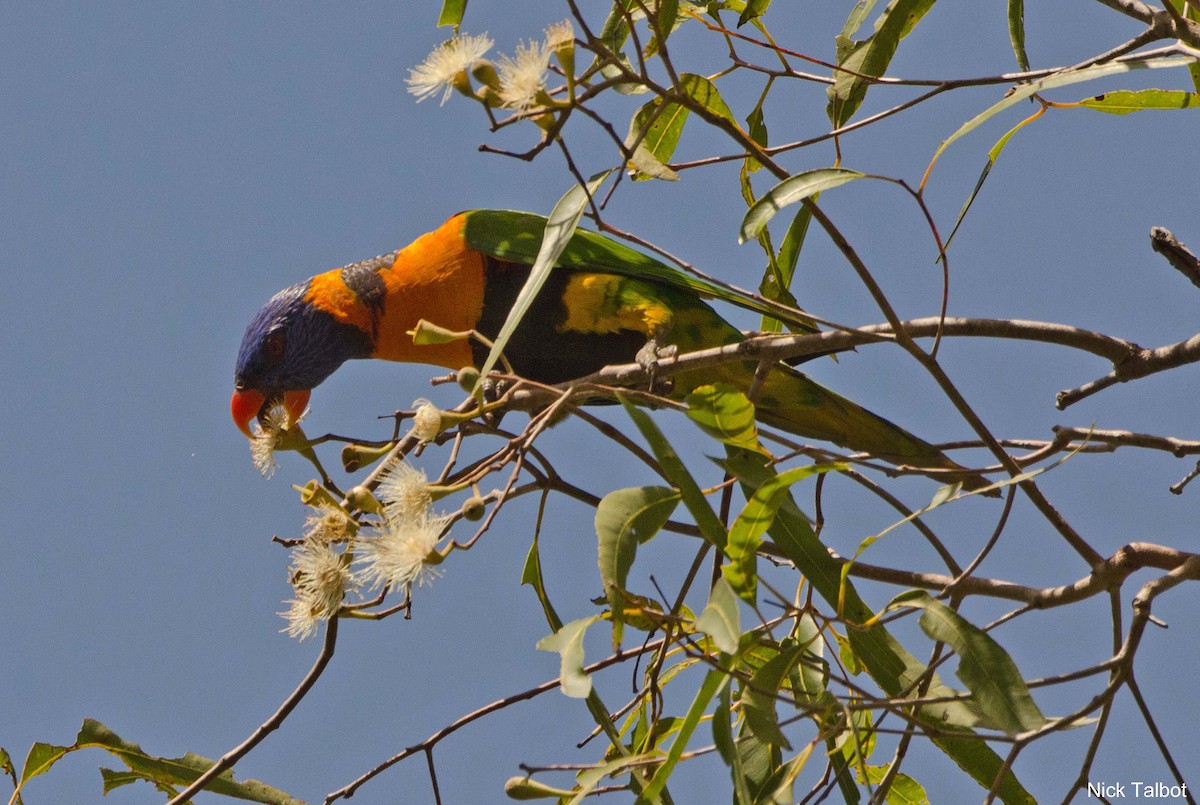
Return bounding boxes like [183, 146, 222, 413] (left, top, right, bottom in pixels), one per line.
[230, 388, 312, 438]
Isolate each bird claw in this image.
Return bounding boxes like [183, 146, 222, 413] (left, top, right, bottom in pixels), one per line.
[636, 339, 677, 395]
[476, 377, 512, 427]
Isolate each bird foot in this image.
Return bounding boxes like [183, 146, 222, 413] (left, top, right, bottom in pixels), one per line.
[636, 339, 677, 395]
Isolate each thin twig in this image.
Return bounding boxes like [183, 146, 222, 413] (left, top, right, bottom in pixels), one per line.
[166, 618, 338, 805]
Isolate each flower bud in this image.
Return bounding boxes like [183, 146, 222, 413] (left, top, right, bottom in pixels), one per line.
[346, 485, 383, 514]
[456, 366, 481, 393]
[461, 495, 487, 522]
[341, 442, 394, 473]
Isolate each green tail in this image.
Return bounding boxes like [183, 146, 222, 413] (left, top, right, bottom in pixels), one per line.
[681, 361, 988, 492]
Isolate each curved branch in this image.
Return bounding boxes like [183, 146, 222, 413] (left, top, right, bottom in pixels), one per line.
[166, 617, 339, 805]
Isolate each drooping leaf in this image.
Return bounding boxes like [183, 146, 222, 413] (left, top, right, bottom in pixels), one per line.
[740, 168, 868, 243]
[725, 464, 842, 603]
[723, 449, 1035, 803]
[595, 485, 680, 643]
[17, 720, 303, 804]
[887, 591, 1048, 735]
[738, 0, 772, 26]
[522, 530, 563, 632]
[838, 0, 877, 40]
[537, 615, 603, 698]
[622, 398, 729, 551]
[743, 81, 770, 176]
[642, 0, 683, 56]
[939, 104, 1046, 257]
[857, 763, 931, 805]
[625, 96, 688, 181]
[640, 669, 729, 801]
[827, 0, 937, 127]
[596, 486, 680, 593]
[930, 54, 1195, 169]
[742, 643, 807, 749]
[761, 204, 814, 333]
[696, 577, 742, 654]
[474, 171, 613, 386]
[1006, 0, 1028, 71]
[1078, 88, 1200, 115]
[685, 383, 765, 454]
[678, 73, 739, 131]
[436, 0, 467, 28]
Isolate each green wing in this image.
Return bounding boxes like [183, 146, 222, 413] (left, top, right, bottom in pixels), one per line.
[460, 209, 815, 332]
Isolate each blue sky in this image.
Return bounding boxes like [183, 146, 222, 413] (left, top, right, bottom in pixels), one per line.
[3, 3, 1199, 803]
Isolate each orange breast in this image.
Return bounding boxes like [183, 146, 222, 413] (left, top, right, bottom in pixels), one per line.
[373, 213, 486, 370]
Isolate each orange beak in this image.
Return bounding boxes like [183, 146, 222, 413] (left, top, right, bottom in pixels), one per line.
[230, 388, 311, 438]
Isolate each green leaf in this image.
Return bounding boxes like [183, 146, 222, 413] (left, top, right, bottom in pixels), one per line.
[595, 485, 679, 643]
[18, 741, 70, 787]
[640, 669, 729, 801]
[888, 591, 1047, 735]
[743, 81, 770, 176]
[436, 0, 467, 28]
[568, 752, 662, 804]
[474, 170, 613, 386]
[738, 0, 772, 26]
[17, 720, 303, 804]
[1006, 0, 1028, 71]
[931, 53, 1195, 167]
[737, 722, 783, 804]
[827, 0, 936, 127]
[651, 0, 680, 45]
[742, 644, 806, 749]
[714, 682, 757, 804]
[624, 72, 735, 181]
[713, 682, 738, 766]
[725, 464, 842, 604]
[596, 486, 680, 593]
[522, 531, 563, 632]
[756, 744, 814, 805]
[857, 763, 930, 805]
[740, 168, 867, 243]
[621, 397, 729, 551]
[625, 96, 689, 181]
[99, 768, 160, 795]
[723, 449, 1036, 804]
[1078, 88, 1200, 114]
[537, 616, 603, 698]
[696, 577, 742, 654]
[792, 613, 833, 708]
[685, 383, 765, 454]
[838, 0, 877, 40]
[677, 73, 739, 130]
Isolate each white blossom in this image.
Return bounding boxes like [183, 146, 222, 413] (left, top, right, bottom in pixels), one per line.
[355, 515, 448, 593]
[376, 458, 434, 525]
[280, 538, 354, 641]
[544, 20, 574, 50]
[409, 398, 444, 443]
[497, 39, 551, 110]
[406, 33, 494, 105]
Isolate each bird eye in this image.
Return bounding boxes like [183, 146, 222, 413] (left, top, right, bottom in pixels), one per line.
[264, 331, 286, 362]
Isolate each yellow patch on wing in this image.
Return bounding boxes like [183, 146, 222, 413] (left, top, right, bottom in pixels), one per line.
[559, 273, 674, 337]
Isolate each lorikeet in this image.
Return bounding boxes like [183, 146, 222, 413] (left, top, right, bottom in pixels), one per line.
[232, 210, 982, 487]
